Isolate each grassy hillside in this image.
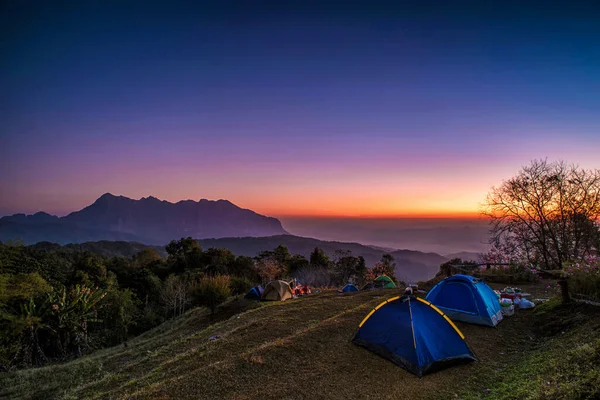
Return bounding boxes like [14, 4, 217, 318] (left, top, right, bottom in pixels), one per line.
[461, 297, 600, 400]
[2, 281, 597, 400]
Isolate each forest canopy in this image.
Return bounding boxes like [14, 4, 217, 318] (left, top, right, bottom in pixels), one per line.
[0, 239, 392, 371]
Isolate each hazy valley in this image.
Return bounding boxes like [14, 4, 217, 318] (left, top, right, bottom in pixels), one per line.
[280, 216, 489, 256]
[1, 194, 484, 282]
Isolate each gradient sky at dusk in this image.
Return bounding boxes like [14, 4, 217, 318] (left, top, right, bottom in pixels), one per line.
[2, 2, 600, 217]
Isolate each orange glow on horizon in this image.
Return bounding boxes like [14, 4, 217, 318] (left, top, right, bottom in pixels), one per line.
[240, 192, 487, 219]
[44, 187, 488, 219]
[273, 211, 484, 219]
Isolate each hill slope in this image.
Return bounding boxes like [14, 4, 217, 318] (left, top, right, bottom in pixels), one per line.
[0, 193, 288, 245]
[3, 283, 596, 400]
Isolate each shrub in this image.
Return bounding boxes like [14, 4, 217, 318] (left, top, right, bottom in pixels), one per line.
[229, 276, 253, 296]
[191, 275, 231, 314]
[480, 264, 541, 282]
[562, 257, 600, 301]
[96, 288, 139, 346]
[133, 304, 165, 335]
[569, 271, 600, 300]
[254, 258, 283, 285]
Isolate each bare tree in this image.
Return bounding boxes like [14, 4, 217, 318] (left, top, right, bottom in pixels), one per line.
[483, 159, 600, 270]
[293, 266, 332, 287]
[160, 275, 189, 318]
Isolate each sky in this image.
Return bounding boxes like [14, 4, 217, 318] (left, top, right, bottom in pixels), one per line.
[2, 1, 600, 218]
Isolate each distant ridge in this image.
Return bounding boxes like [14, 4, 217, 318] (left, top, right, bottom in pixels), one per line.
[0, 193, 288, 245]
[444, 251, 482, 262]
[27, 235, 449, 281]
[194, 236, 448, 281]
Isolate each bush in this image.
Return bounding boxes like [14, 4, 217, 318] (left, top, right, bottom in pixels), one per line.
[480, 264, 541, 282]
[569, 271, 600, 300]
[229, 276, 253, 296]
[191, 275, 231, 314]
[562, 258, 600, 301]
[132, 304, 165, 335]
[96, 288, 139, 346]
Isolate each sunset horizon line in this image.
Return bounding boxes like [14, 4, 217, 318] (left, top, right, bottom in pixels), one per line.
[1, 190, 484, 221]
[276, 211, 484, 219]
[2, 210, 485, 220]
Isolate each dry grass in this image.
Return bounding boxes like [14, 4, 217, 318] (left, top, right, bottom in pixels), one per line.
[1, 281, 592, 400]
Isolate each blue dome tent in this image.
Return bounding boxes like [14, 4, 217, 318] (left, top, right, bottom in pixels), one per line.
[426, 274, 503, 327]
[353, 295, 475, 377]
[341, 283, 359, 293]
[245, 285, 264, 300]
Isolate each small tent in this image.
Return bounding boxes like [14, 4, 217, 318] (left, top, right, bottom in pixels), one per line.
[361, 282, 374, 291]
[353, 295, 475, 377]
[245, 285, 264, 300]
[263, 280, 294, 301]
[426, 274, 503, 327]
[341, 283, 359, 293]
[361, 281, 385, 291]
[374, 275, 396, 289]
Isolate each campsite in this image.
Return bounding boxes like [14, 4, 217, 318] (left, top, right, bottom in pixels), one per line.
[3, 3, 600, 399]
[2, 276, 599, 400]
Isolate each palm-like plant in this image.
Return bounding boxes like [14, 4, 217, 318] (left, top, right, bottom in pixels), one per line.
[48, 284, 106, 356]
[1, 297, 53, 368]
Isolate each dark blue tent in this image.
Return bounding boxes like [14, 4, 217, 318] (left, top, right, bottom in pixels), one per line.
[245, 285, 264, 300]
[341, 284, 359, 293]
[426, 274, 503, 327]
[353, 295, 475, 377]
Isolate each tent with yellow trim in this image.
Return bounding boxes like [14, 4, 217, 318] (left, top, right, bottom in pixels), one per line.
[352, 295, 476, 377]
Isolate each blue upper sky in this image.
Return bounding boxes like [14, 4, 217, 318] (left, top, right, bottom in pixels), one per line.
[2, 1, 599, 216]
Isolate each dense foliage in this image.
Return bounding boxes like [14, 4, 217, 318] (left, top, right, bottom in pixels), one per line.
[0, 238, 396, 370]
[191, 275, 231, 314]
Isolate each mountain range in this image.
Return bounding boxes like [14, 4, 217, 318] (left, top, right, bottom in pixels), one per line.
[0, 193, 288, 245]
[1, 193, 474, 280]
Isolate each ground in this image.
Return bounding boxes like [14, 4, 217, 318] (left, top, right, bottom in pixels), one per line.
[1, 280, 599, 400]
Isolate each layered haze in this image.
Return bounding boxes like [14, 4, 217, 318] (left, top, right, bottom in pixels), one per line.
[280, 217, 490, 255]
